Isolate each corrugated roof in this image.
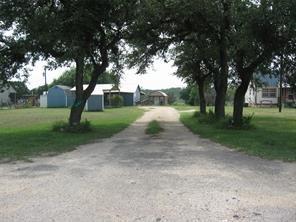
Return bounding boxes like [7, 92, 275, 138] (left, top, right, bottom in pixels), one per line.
[55, 85, 72, 90]
[149, 91, 168, 97]
[50, 85, 73, 97]
[260, 76, 278, 87]
[71, 84, 139, 95]
[118, 83, 139, 93]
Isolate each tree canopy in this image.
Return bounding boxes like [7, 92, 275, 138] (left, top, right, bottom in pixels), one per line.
[127, 0, 296, 126]
[1, 0, 138, 125]
[1, 0, 295, 127]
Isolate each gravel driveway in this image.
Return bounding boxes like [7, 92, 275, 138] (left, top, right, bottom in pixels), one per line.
[1, 107, 296, 222]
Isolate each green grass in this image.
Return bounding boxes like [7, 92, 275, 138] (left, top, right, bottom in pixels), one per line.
[179, 106, 296, 161]
[145, 120, 164, 135]
[172, 104, 199, 111]
[0, 107, 144, 161]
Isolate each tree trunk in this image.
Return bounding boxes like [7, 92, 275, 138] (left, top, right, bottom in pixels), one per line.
[214, 66, 228, 119]
[69, 103, 86, 126]
[197, 81, 206, 114]
[214, 85, 227, 118]
[233, 74, 251, 127]
[214, 0, 230, 119]
[68, 32, 109, 126]
[279, 54, 283, 113]
[69, 56, 85, 126]
[214, 35, 228, 119]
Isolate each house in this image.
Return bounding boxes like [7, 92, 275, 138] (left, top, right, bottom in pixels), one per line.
[0, 85, 16, 106]
[40, 85, 74, 108]
[245, 76, 296, 106]
[147, 91, 168, 105]
[71, 83, 141, 111]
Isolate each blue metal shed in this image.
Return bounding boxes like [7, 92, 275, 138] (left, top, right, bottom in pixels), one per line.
[85, 95, 104, 111]
[121, 93, 134, 106]
[71, 85, 104, 111]
[47, 85, 74, 108]
[70, 83, 141, 111]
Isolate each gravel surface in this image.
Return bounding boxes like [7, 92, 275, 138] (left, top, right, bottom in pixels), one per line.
[1, 107, 296, 222]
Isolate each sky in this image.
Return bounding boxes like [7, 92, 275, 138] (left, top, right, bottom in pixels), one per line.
[26, 59, 186, 90]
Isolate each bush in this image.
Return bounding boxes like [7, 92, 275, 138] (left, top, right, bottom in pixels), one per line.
[52, 119, 92, 133]
[193, 109, 255, 130]
[145, 120, 164, 135]
[193, 109, 217, 124]
[223, 114, 255, 130]
[111, 95, 123, 108]
[284, 102, 296, 108]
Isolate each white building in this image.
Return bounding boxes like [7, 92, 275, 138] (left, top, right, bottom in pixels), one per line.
[245, 76, 295, 106]
[0, 85, 16, 106]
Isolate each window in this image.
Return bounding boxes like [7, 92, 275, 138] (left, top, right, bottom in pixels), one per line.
[262, 88, 277, 98]
[288, 95, 294, 100]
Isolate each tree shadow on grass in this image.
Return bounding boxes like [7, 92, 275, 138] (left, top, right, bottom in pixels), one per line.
[0, 122, 129, 162]
[181, 114, 296, 162]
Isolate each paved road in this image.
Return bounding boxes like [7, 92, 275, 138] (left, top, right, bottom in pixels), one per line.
[1, 107, 296, 222]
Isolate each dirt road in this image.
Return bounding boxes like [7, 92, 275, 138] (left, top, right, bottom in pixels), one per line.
[1, 107, 295, 221]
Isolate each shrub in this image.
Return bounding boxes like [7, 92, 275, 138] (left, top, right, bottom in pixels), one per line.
[223, 113, 255, 130]
[145, 120, 164, 135]
[111, 95, 123, 108]
[193, 109, 255, 130]
[193, 109, 217, 124]
[52, 119, 92, 133]
[22, 103, 33, 108]
[284, 102, 296, 108]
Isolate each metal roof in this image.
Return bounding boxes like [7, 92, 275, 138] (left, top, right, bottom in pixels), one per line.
[50, 85, 73, 97]
[259, 76, 278, 87]
[71, 84, 140, 95]
[55, 85, 72, 90]
[149, 91, 168, 97]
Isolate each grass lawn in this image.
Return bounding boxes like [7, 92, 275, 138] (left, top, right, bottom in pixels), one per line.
[145, 120, 164, 135]
[0, 107, 144, 161]
[179, 106, 296, 161]
[172, 104, 199, 111]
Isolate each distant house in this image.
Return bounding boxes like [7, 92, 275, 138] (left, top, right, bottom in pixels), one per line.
[40, 85, 74, 108]
[71, 84, 141, 111]
[147, 91, 168, 106]
[0, 85, 16, 106]
[245, 76, 296, 106]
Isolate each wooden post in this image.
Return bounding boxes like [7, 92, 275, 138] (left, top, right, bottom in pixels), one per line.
[279, 55, 283, 113]
[43, 66, 48, 94]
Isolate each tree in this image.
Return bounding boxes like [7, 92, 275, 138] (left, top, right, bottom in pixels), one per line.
[9, 81, 30, 100]
[188, 86, 199, 106]
[0, 0, 137, 126]
[180, 86, 191, 104]
[173, 42, 213, 114]
[167, 92, 177, 105]
[128, 0, 231, 118]
[0, 32, 30, 87]
[179, 85, 199, 106]
[31, 68, 117, 96]
[51, 67, 116, 88]
[230, 0, 296, 126]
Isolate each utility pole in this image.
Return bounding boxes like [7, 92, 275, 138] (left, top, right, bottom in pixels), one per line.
[279, 55, 283, 113]
[43, 66, 48, 94]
